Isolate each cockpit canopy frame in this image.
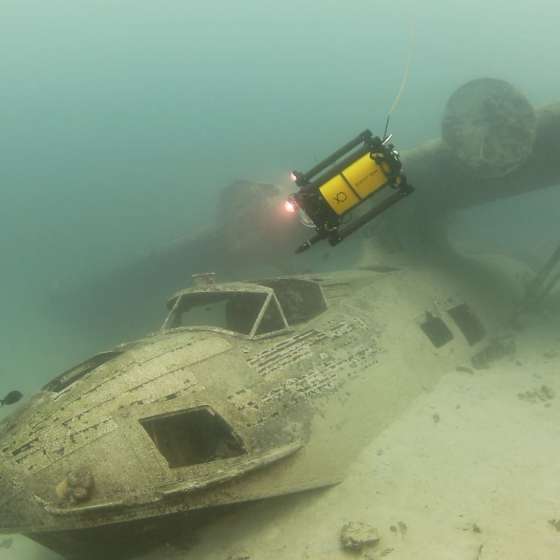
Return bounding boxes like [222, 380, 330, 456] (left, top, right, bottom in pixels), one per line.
[162, 284, 289, 338]
[162, 278, 327, 338]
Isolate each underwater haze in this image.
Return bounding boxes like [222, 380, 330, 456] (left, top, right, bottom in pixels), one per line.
[1, 1, 559, 558]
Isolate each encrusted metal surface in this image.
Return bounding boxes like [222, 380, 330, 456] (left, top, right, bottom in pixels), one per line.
[442, 78, 537, 178]
[0, 266, 512, 557]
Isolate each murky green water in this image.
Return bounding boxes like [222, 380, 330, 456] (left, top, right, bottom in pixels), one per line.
[1, 1, 559, 558]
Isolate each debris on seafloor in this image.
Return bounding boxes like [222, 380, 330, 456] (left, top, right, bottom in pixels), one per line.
[518, 385, 555, 404]
[226, 551, 251, 560]
[340, 521, 380, 552]
[475, 544, 484, 560]
[55, 467, 95, 505]
[0, 537, 12, 549]
[548, 519, 560, 531]
[462, 522, 482, 533]
[471, 336, 516, 369]
[389, 521, 407, 538]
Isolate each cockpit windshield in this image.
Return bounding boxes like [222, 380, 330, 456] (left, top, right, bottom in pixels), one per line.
[164, 291, 288, 336]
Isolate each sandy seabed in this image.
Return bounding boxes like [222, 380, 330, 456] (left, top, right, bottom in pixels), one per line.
[4, 321, 560, 560]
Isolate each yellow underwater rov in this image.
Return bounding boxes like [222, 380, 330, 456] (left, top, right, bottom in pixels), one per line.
[287, 130, 413, 253]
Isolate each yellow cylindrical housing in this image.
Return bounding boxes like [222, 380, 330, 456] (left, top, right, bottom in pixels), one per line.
[319, 153, 389, 216]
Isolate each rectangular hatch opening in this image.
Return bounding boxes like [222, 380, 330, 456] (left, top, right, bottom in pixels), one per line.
[447, 303, 486, 346]
[419, 312, 453, 348]
[140, 407, 246, 469]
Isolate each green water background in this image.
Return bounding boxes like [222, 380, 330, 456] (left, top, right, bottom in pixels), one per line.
[1, 0, 558, 402]
[0, 1, 559, 557]
[0, 0, 559, 540]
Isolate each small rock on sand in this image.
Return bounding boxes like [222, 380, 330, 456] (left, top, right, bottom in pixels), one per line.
[340, 521, 380, 551]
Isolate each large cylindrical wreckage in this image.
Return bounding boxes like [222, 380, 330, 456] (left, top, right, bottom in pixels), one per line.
[392, 78, 560, 250]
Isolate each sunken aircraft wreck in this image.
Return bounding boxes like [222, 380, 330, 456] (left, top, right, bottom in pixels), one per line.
[1, 78, 559, 558]
[0, 262, 522, 558]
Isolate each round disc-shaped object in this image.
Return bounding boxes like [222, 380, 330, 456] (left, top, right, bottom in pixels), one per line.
[442, 78, 536, 178]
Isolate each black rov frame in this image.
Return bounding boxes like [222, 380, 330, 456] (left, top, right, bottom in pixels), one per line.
[289, 129, 414, 254]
